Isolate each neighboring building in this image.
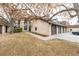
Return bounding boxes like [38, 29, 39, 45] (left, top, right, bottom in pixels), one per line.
[67, 24, 79, 32]
[0, 18, 9, 34]
[13, 18, 30, 32]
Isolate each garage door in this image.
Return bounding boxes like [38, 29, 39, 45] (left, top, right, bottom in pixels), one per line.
[51, 25, 57, 35]
[0, 25, 2, 33]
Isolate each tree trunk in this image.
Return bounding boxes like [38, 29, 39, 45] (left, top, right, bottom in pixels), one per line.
[8, 26, 14, 33]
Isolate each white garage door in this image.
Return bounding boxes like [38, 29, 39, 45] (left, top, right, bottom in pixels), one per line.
[0, 25, 2, 33]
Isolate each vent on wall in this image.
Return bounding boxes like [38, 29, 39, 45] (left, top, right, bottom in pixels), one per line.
[35, 27, 37, 31]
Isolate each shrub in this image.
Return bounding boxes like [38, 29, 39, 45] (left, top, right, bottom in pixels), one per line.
[14, 27, 22, 33]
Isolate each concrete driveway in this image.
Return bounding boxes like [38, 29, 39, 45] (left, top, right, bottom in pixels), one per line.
[47, 32, 79, 43]
[27, 32, 79, 43]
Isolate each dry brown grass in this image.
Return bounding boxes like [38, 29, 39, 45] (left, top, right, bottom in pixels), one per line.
[0, 32, 79, 56]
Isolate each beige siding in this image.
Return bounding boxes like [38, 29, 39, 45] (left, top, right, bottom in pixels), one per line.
[67, 28, 79, 32]
[31, 19, 50, 36]
[61, 26, 63, 33]
[48, 24, 51, 36]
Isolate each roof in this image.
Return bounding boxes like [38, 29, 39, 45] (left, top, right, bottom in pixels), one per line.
[48, 21, 67, 27]
[67, 25, 79, 28]
[32, 17, 67, 27]
[0, 17, 10, 26]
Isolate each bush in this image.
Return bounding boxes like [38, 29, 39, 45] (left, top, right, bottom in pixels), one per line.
[14, 27, 22, 33]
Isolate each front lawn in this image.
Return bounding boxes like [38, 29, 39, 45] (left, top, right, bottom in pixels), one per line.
[0, 32, 79, 56]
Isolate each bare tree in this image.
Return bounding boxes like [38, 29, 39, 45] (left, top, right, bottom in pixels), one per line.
[0, 3, 79, 33]
[49, 3, 79, 24]
[73, 3, 79, 23]
[0, 3, 20, 33]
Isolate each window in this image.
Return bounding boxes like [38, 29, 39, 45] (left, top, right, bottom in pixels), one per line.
[24, 19, 27, 23]
[24, 20, 27, 30]
[24, 26, 27, 30]
[35, 27, 37, 31]
[0, 25, 2, 33]
[18, 20, 20, 25]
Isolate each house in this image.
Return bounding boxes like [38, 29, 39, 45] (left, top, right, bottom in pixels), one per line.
[30, 18, 67, 36]
[67, 24, 79, 32]
[0, 17, 67, 36]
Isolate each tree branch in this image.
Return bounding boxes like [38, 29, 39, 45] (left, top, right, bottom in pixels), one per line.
[23, 3, 37, 17]
[49, 8, 77, 20]
[57, 5, 74, 18]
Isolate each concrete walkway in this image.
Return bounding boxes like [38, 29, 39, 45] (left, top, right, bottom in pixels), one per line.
[47, 32, 79, 43]
[26, 32, 47, 40]
[27, 32, 79, 43]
